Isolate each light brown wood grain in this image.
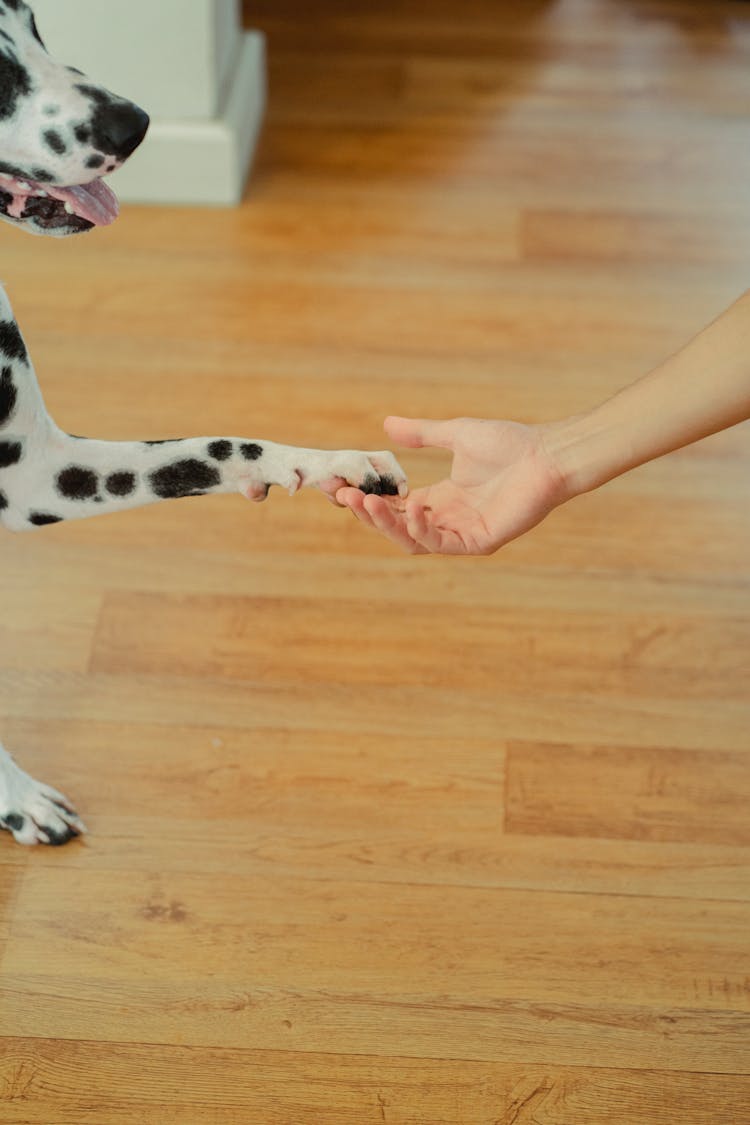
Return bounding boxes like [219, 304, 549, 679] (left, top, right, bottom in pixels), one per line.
[6, 867, 750, 1019]
[1, 0, 749, 1121]
[90, 589, 750, 701]
[522, 209, 750, 265]
[3, 973, 749, 1077]
[506, 741, 750, 845]
[2, 1039, 750, 1125]
[2, 719, 749, 903]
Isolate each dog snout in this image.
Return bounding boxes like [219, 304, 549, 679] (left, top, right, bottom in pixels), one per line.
[96, 101, 150, 160]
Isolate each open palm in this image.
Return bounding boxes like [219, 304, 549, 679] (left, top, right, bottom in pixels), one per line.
[336, 416, 570, 556]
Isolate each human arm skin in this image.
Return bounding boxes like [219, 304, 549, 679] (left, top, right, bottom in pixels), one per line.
[336, 290, 750, 555]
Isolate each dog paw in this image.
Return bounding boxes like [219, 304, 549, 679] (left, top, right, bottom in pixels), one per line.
[299, 449, 408, 498]
[236, 443, 408, 502]
[0, 776, 87, 846]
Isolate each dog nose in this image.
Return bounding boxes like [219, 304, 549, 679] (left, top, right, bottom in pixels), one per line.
[98, 102, 150, 160]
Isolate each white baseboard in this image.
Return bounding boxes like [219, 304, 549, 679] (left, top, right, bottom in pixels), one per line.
[108, 31, 266, 206]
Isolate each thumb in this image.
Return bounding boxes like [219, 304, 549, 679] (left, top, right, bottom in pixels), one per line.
[384, 416, 456, 450]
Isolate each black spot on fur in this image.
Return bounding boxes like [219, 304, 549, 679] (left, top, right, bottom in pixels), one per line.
[0, 439, 22, 467]
[360, 473, 398, 497]
[30, 167, 54, 182]
[29, 512, 62, 526]
[74, 124, 91, 144]
[57, 465, 98, 500]
[208, 440, 232, 461]
[43, 129, 66, 155]
[85, 153, 105, 169]
[240, 443, 263, 461]
[148, 458, 221, 499]
[0, 365, 17, 425]
[106, 471, 136, 496]
[0, 50, 31, 120]
[2, 813, 24, 831]
[0, 320, 27, 363]
[75, 83, 108, 106]
[0, 489, 7, 509]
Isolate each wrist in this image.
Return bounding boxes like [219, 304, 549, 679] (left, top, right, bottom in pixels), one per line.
[540, 412, 626, 500]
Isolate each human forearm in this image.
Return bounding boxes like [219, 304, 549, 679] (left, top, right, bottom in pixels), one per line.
[337, 293, 750, 556]
[545, 290, 750, 497]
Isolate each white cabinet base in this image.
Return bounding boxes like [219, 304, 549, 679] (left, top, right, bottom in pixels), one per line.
[110, 32, 266, 206]
[31, 1, 266, 206]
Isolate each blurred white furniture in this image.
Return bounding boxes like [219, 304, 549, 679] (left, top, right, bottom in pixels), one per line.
[32, 0, 266, 205]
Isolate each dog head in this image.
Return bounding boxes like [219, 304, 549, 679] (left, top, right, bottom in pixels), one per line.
[0, 0, 149, 236]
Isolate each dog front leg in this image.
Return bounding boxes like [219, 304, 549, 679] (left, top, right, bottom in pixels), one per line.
[0, 288, 406, 529]
[1, 427, 406, 529]
[0, 741, 85, 845]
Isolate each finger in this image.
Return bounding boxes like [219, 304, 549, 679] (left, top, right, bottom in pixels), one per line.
[362, 494, 427, 554]
[405, 501, 447, 553]
[318, 475, 348, 505]
[336, 486, 379, 529]
[383, 416, 457, 451]
[405, 502, 469, 556]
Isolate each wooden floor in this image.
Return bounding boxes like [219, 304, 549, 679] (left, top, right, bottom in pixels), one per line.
[2, 1, 750, 1121]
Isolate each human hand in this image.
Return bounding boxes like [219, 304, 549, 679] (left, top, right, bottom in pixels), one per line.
[335, 415, 571, 556]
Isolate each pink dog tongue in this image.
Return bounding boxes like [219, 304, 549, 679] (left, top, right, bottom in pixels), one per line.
[45, 179, 120, 226]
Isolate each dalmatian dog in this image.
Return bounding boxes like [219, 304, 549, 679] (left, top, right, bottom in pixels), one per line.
[0, 0, 406, 845]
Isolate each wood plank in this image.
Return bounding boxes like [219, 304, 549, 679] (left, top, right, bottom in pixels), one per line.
[0, 668, 749, 751]
[1, 721, 748, 903]
[7, 814, 750, 903]
[5, 869, 750, 1016]
[506, 741, 750, 845]
[523, 209, 750, 265]
[2, 976, 748, 1074]
[2, 1038, 750, 1125]
[0, 867, 24, 947]
[90, 589, 750, 701]
[0, 586, 100, 673]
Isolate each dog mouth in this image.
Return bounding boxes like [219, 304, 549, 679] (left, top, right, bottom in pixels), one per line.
[0, 172, 119, 232]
